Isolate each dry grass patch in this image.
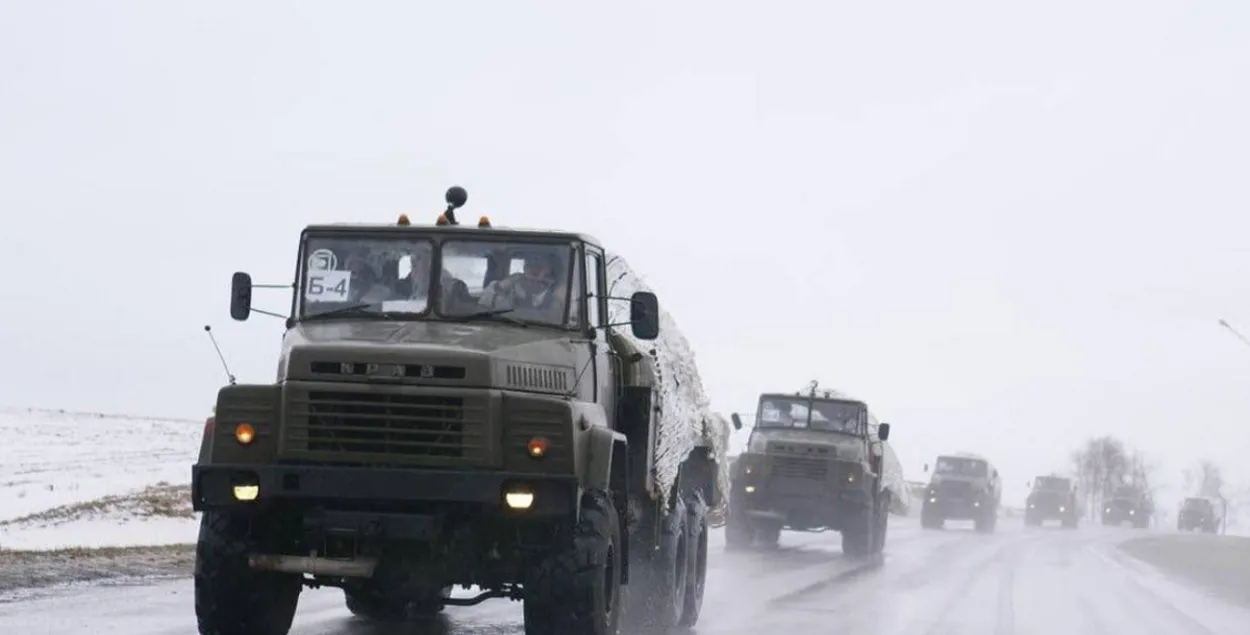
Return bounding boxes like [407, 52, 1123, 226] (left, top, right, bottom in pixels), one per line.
[0, 482, 192, 528]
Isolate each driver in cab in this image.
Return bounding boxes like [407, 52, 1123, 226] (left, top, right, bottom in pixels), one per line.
[477, 250, 565, 321]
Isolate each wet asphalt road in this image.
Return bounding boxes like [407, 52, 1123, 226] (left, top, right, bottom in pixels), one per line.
[3, 516, 1248, 635]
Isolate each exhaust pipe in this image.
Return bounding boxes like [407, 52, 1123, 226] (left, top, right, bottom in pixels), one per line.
[248, 554, 378, 578]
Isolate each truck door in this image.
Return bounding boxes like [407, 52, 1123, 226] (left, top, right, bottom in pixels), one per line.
[584, 247, 615, 418]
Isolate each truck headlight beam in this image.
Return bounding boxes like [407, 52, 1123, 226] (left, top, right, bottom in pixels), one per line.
[504, 489, 534, 510]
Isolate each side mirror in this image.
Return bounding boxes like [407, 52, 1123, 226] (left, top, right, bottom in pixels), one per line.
[629, 291, 660, 340]
[877, 422, 890, 441]
[1025, 481, 1031, 488]
[730, 413, 743, 430]
[923, 463, 930, 473]
[230, 272, 253, 321]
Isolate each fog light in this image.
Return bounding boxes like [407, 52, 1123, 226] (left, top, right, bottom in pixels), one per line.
[233, 485, 259, 501]
[846, 473, 856, 483]
[744, 485, 756, 494]
[505, 491, 534, 509]
[234, 423, 255, 445]
[974, 501, 980, 507]
[1059, 506, 1065, 512]
[1129, 509, 1135, 515]
[929, 497, 937, 503]
[526, 437, 549, 459]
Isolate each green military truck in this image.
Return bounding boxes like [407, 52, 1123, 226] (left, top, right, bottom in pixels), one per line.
[191, 188, 730, 635]
[1177, 497, 1222, 533]
[1024, 475, 1080, 528]
[725, 385, 894, 557]
[1102, 484, 1153, 528]
[920, 453, 1002, 532]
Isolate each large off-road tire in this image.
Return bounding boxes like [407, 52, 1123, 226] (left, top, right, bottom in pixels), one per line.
[920, 505, 944, 530]
[194, 512, 302, 635]
[841, 502, 875, 557]
[344, 585, 451, 620]
[725, 503, 755, 550]
[679, 491, 709, 628]
[625, 496, 690, 632]
[754, 522, 782, 549]
[871, 491, 890, 554]
[524, 489, 622, 635]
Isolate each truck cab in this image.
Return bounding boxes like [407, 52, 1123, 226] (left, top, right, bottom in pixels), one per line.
[1177, 496, 1221, 533]
[726, 390, 893, 557]
[1024, 475, 1080, 528]
[920, 453, 1001, 532]
[1102, 484, 1153, 528]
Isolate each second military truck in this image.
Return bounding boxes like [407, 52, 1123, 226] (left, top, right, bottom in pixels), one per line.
[1102, 484, 1153, 528]
[1177, 497, 1221, 533]
[1024, 475, 1080, 528]
[920, 453, 1002, 532]
[191, 188, 731, 635]
[726, 385, 895, 557]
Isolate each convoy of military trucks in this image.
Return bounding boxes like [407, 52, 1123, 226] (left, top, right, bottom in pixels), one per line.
[188, 186, 1194, 635]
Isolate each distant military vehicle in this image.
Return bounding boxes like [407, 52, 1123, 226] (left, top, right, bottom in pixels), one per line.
[1102, 484, 1153, 528]
[191, 188, 731, 635]
[1024, 475, 1080, 528]
[725, 384, 895, 557]
[920, 453, 1002, 532]
[1177, 497, 1221, 533]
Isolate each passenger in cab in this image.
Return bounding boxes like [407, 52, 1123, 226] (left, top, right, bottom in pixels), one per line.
[477, 250, 567, 322]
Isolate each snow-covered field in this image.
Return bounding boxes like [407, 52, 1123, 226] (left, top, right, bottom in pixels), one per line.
[0, 408, 202, 550]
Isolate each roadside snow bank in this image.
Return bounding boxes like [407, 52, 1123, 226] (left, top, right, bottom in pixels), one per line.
[0, 408, 201, 550]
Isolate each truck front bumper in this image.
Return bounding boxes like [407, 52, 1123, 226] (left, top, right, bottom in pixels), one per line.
[191, 463, 578, 519]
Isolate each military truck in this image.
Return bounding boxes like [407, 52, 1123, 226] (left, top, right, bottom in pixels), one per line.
[1102, 484, 1153, 528]
[1024, 475, 1080, 528]
[920, 453, 1001, 532]
[725, 384, 895, 557]
[190, 188, 731, 635]
[1177, 497, 1221, 533]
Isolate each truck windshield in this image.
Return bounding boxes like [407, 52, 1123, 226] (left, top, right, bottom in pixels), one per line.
[1183, 498, 1209, 509]
[439, 239, 578, 327]
[298, 234, 435, 319]
[1113, 486, 1138, 498]
[755, 396, 865, 434]
[1033, 476, 1068, 491]
[934, 456, 986, 477]
[295, 233, 579, 328]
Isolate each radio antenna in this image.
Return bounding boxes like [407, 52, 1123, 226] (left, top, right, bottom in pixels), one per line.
[204, 325, 237, 385]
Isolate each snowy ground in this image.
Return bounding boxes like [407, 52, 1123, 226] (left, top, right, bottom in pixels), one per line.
[0, 408, 202, 550]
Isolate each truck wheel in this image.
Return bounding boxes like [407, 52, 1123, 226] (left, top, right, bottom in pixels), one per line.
[920, 507, 943, 530]
[625, 496, 690, 631]
[755, 523, 781, 549]
[725, 504, 754, 550]
[974, 509, 996, 533]
[841, 504, 874, 557]
[871, 492, 890, 554]
[679, 491, 708, 628]
[524, 489, 622, 635]
[194, 512, 302, 635]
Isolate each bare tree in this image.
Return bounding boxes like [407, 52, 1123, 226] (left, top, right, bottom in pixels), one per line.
[1072, 436, 1129, 519]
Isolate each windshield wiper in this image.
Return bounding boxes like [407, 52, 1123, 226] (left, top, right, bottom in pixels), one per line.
[448, 308, 529, 328]
[303, 304, 391, 320]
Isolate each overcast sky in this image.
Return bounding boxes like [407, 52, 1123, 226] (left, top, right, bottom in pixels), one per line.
[3, 0, 1249, 507]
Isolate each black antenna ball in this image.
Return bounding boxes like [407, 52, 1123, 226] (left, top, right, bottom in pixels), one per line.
[446, 186, 468, 209]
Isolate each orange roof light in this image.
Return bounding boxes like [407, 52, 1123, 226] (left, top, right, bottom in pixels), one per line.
[397, 214, 411, 226]
[527, 436, 549, 458]
[436, 213, 450, 226]
[478, 216, 491, 228]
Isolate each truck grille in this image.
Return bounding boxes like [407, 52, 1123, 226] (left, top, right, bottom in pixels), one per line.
[282, 388, 488, 464]
[771, 456, 829, 480]
[938, 480, 972, 498]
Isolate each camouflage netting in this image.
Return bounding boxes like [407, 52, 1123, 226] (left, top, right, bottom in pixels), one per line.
[604, 252, 730, 514]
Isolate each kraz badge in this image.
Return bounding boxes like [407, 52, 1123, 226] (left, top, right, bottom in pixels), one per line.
[366, 363, 406, 378]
